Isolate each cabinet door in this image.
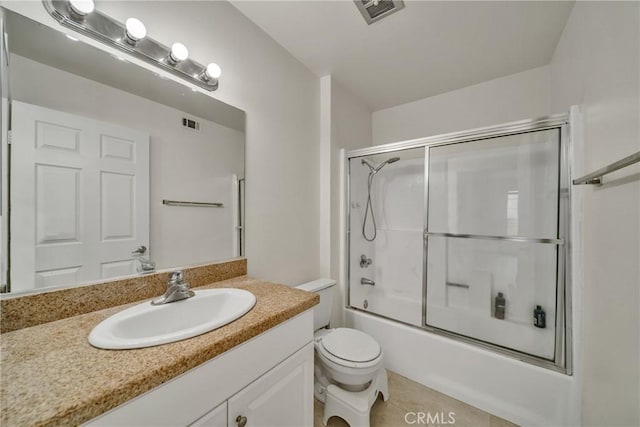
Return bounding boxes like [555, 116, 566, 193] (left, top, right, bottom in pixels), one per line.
[190, 402, 227, 427]
[228, 343, 314, 427]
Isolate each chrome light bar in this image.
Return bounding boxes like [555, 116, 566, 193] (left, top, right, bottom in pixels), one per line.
[42, 0, 221, 91]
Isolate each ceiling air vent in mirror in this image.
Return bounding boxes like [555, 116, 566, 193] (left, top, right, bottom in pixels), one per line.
[354, 0, 405, 25]
[182, 117, 200, 131]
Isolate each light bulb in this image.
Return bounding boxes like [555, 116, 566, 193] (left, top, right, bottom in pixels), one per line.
[204, 63, 221, 80]
[68, 0, 94, 18]
[124, 17, 146, 45]
[168, 42, 189, 65]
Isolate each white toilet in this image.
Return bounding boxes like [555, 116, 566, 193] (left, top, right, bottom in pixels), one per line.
[297, 279, 389, 427]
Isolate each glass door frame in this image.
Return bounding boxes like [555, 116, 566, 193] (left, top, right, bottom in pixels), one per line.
[344, 113, 573, 374]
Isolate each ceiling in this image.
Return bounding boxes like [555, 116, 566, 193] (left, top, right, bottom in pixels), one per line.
[231, 1, 574, 111]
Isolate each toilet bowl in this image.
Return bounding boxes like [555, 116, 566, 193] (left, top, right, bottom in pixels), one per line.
[297, 278, 389, 426]
[314, 328, 383, 390]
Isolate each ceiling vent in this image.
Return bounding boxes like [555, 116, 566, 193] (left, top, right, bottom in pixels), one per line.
[182, 117, 200, 131]
[354, 0, 405, 25]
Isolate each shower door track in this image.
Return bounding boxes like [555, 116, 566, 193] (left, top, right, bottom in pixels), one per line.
[344, 113, 573, 375]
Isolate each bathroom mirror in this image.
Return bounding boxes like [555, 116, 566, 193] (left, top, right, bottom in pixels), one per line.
[0, 9, 246, 294]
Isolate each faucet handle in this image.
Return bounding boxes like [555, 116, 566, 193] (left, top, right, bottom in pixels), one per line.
[168, 270, 184, 285]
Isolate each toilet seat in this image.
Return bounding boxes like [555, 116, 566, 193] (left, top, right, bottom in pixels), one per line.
[317, 328, 382, 369]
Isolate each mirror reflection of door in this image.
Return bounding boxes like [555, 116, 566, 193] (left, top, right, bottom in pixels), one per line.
[1, 9, 246, 295]
[10, 101, 150, 292]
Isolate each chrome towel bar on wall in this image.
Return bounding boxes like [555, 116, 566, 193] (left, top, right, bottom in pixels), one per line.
[572, 151, 640, 185]
[162, 200, 224, 208]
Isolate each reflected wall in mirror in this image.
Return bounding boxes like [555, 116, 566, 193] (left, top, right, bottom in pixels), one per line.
[0, 9, 246, 294]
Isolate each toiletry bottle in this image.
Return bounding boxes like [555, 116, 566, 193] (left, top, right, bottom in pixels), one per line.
[495, 292, 506, 319]
[534, 305, 546, 328]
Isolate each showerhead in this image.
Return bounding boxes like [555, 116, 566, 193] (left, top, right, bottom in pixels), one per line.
[385, 156, 401, 166]
[374, 156, 400, 173]
[360, 155, 401, 242]
[361, 156, 400, 174]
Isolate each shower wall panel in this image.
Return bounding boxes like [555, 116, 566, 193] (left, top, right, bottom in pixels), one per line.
[349, 148, 424, 326]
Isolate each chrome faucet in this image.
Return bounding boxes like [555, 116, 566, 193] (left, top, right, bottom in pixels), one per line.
[132, 246, 156, 273]
[361, 277, 375, 286]
[151, 271, 195, 305]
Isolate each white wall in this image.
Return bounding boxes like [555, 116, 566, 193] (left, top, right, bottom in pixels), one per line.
[2, 0, 321, 286]
[550, 2, 640, 425]
[372, 65, 551, 145]
[10, 54, 244, 272]
[329, 78, 372, 326]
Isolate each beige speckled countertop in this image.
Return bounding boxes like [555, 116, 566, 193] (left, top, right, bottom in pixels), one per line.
[0, 276, 319, 427]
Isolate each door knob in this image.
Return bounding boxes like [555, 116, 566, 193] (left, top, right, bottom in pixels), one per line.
[131, 245, 147, 255]
[236, 415, 248, 427]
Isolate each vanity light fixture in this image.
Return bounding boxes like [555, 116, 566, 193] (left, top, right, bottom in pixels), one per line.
[167, 42, 189, 66]
[123, 18, 146, 46]
[67, 0, 94, 20]
[45, 0, 222, 91]
[202, 63, 221, 82]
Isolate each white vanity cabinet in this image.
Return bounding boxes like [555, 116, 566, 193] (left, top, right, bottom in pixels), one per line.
[190, 343, 314, 427]
[226, 341, 314, 427]
[86, 310, 314, 427]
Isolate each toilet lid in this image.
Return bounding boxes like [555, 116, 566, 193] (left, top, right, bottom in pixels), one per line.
[320, 328, 381, 363]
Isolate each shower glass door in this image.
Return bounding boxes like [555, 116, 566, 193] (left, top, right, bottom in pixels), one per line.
[345, 114, 570, 370]
[348, 147, 425, 327]
[425, 129, 561, 360]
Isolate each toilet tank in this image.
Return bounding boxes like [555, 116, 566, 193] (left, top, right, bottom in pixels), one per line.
[296, 278, 336, 331]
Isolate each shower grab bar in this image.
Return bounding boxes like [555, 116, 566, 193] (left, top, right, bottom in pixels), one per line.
[425, 232, 563, 245]
[162, 200, 224, 208]
[572, 151, 640, 185]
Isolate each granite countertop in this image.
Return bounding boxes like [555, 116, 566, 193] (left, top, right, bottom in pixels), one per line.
[0, 276, 319, 427]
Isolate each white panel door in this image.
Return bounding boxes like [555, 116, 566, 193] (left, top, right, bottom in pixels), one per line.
[10, 101, 149, 292]
[227, 343, 314, 427]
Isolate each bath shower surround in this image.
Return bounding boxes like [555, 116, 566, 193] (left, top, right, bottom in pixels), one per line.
[346, 114, 571, 373]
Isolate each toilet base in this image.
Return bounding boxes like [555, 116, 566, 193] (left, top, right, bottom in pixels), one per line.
[322, 368, 389, 427]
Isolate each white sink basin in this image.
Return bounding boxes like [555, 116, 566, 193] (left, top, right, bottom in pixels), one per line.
[89, 288, 256, 350]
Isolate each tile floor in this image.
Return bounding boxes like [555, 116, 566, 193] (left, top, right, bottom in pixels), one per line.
[313, 371, 518, 427]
